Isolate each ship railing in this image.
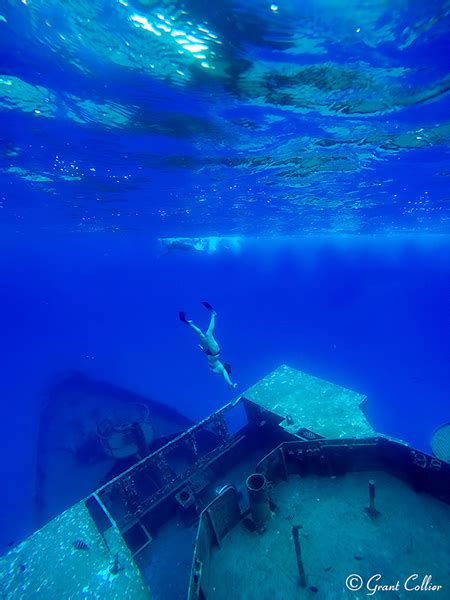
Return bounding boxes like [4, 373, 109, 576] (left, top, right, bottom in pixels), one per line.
[84, 397, 249, 555]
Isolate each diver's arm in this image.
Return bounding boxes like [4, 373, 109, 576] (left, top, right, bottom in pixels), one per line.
[218, 363, 237, 388]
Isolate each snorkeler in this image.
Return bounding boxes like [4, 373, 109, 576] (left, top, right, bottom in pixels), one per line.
[179, 302, 237, 389]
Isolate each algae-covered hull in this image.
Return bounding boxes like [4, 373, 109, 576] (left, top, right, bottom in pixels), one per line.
[3, 366, 449, 599]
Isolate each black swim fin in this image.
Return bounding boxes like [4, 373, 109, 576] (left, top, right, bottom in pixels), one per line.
[201, 301, 214, 311]
[179, 311, 188, 323]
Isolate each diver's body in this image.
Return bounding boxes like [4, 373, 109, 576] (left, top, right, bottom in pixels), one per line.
[180, 302, 237, 389]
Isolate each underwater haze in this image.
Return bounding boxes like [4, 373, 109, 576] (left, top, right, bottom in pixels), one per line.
[1, 0, 450, 564]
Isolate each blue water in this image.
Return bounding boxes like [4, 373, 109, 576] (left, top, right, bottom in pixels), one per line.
[1, 0, 450, 563]
[1, 233, 450, 550]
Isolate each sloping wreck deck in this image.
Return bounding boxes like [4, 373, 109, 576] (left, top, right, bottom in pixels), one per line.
[1, 365, 449, 600]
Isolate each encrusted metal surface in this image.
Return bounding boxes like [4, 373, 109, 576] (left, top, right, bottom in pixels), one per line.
[205, 469, 450, 600]
[0, 502, 151, 599]
[431, 423, 450, 463]
[242, 364, 375, 439]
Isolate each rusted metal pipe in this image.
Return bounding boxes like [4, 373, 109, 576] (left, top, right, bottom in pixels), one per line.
[292, 525, 307, 587]
[246, 473, 270, 532]
[365, 479, 380, 518]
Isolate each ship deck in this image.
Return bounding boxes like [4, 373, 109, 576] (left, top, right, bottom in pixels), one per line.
[206, 469, 450, 599]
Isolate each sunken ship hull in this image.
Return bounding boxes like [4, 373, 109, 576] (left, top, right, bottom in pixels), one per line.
[33, 373, 194, 529]
[3, 366, 450, 599]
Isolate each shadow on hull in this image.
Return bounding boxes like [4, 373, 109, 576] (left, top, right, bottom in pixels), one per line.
[34, 372, 194, 529]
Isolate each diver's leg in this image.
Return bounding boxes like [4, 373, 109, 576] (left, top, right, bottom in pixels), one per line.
[187, 321, 204, 337]
[206, 311, 216, 336]
[179, 312, 204, 337]
[205, 313, 220, 353]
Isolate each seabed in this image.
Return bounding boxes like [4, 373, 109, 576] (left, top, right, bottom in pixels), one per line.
[1, 365, 449, 599]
